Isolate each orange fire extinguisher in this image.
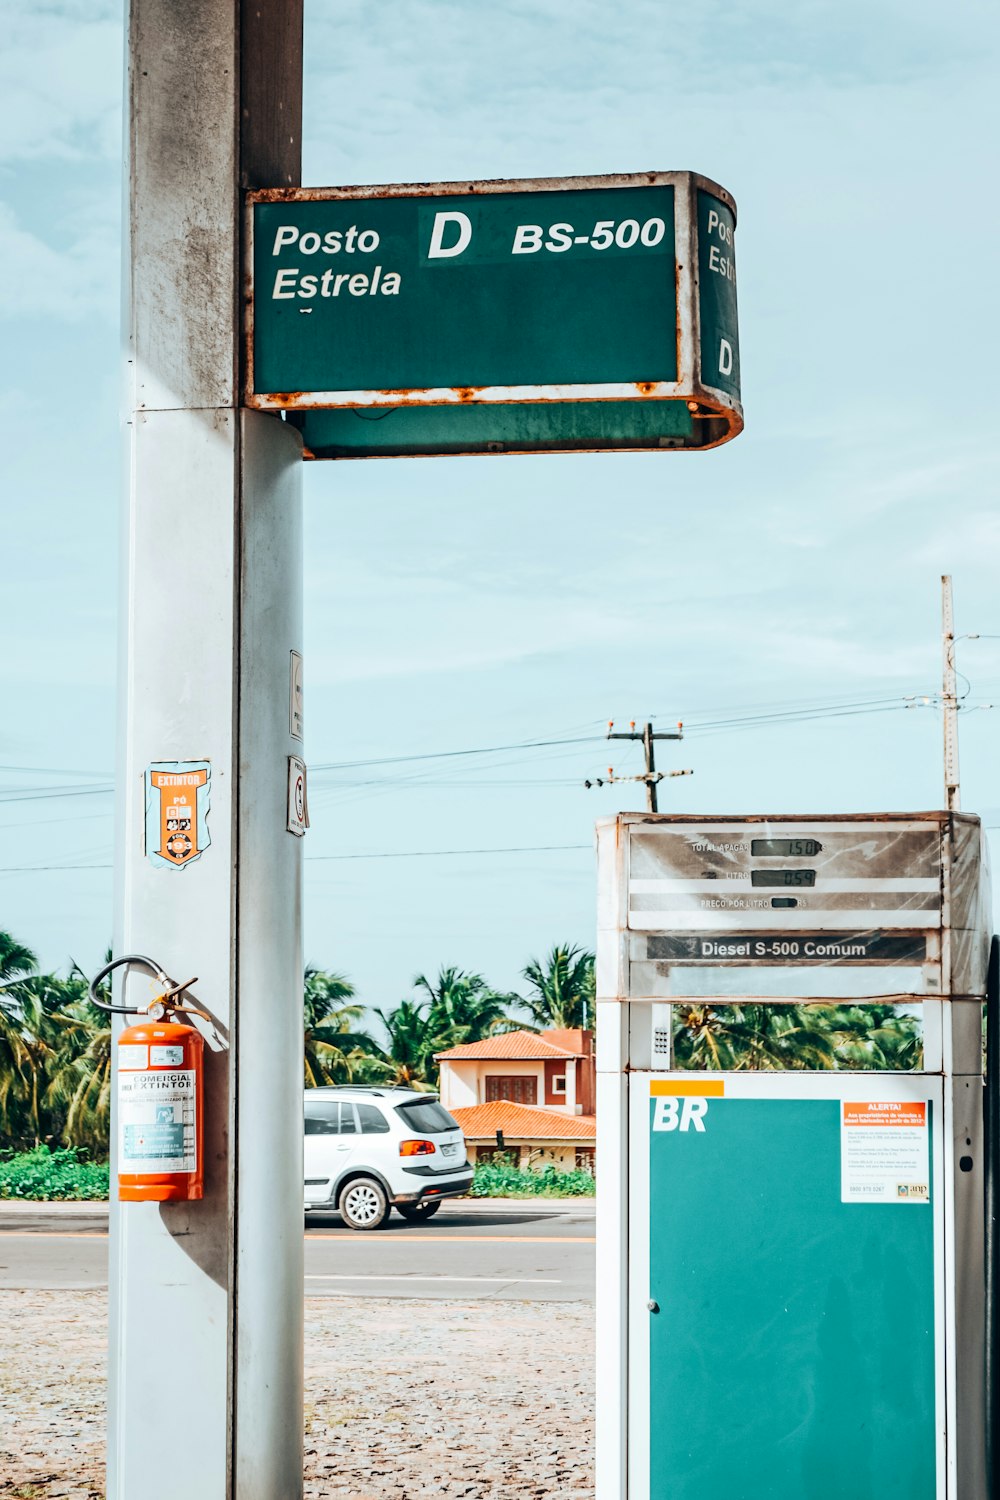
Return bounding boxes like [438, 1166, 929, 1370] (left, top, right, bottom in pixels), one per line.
[90, 954, 207, 1203]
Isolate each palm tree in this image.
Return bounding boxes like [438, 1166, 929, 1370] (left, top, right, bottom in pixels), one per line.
[371, 1000, 446, 1089]
[673, 1002, 836, 1072]
[41, 962, 113, 1152]
[0, 932, 37, 985]
[671, 1004, 746, 1071]
[866, 1013, 922, 1071]
[6, 975, 65, 1146]
[0, 931, 39, 1145]
[0, 944, 115, 1152]
[821, 1003, 922, 1071]
[521, 944, 595, 1030]
[303, 966, 382, 1087]
[413, 966, 520, 1046]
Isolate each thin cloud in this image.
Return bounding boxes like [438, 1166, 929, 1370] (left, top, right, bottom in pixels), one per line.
[305, 556, 636, 684]
[0, 6, 120, 164]
[0, 201, 115, 320]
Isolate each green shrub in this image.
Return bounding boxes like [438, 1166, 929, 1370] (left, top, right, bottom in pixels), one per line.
[469, 1161, 595, 1197]
[0, 1145, 109, 1201]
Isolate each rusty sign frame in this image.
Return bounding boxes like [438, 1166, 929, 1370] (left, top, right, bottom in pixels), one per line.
[243, 171, 742, 456]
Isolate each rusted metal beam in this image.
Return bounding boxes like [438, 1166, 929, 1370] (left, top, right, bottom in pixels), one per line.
[239, 0, 303, 190]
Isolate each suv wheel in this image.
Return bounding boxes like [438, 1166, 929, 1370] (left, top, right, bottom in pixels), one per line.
[396, 1199, 442, 1222]
[340, 1177, 390, 1231]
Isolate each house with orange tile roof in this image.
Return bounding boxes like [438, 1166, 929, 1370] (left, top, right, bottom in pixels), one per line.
[435, 1029, 596, 1172]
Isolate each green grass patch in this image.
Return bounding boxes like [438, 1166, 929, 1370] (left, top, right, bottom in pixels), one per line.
[0, 1145, 109, 1200]
[469, 1162, 595, 1197]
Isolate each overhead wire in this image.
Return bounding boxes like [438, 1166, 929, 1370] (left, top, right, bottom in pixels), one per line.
[681, 697, 920, 735]
[0, 842, 592, 874]
[0, 763, 112, 778]
[0, 783, 114, 804]
[3, 687, 993, 817]
[309, 729, 601, 773]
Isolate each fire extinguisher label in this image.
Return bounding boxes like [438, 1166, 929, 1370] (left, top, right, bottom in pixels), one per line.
[119, 1069, 197, 1172]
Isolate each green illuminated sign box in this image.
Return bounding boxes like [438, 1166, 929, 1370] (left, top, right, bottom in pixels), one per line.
[244, 172, 742, 459]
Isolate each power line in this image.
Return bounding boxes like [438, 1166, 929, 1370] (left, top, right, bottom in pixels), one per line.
[309, 777, 583, 790]
[0, 811, 113, 831]
[0, 784, 114, 804]
[309, 732, 598, 773]
[0, 841, 592, 874]
[0, 763, 112, 778]
[0, 862, 114, 873]
[2, 690, 982, 811]
[305, 843, 591, 861]
[681, 697, 915, 734]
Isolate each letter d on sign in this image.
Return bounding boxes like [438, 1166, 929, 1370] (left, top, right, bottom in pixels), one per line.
[719, 338, 733, 376]
[428, 211, 472, 260]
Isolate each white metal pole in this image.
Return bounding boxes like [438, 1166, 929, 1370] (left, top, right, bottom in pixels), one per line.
[111, 5, 304, 1497]
[942, 574, 961, 811]
[595, 817, 630, 1500]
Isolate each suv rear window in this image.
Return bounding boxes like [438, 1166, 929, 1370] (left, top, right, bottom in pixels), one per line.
[305, 1098, 391, 1135]
[394, 1099, 459, 1133]
[357, 1103, 390, 1134]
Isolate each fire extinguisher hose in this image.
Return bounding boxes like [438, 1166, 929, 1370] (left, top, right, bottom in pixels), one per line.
[89, 953, 211, 1023]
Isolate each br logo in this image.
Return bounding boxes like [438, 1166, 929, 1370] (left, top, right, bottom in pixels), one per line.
[653, 1096, 709, 1133]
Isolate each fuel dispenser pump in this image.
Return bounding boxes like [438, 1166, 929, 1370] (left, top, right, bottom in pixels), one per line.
[90, 954, 208, 1202]
[986, 936, 1000, 1498]
[596, 811, 995, 1500]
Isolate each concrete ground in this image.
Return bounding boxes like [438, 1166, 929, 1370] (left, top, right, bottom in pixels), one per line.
[0, 1289, 594, 1499]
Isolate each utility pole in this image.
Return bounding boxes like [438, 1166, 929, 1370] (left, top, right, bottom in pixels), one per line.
[942, 574, 961, 811]
[606, 721, 685, 813]
[112, 5, 304, 1498]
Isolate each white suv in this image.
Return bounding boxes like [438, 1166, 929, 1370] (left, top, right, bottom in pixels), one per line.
[304, 1086, 473, 1230]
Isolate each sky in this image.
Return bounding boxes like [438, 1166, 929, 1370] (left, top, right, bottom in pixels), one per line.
[1, 0, 999, 1008]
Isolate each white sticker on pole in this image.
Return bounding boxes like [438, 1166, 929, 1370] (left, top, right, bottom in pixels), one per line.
[118, 1069, 197, 1173]
[287, 755, 308, 836]
[289, 650, 303, 741]
[840, 1100, 929, 1204]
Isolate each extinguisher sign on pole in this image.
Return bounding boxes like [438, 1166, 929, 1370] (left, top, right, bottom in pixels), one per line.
[144, 760, 212, 870]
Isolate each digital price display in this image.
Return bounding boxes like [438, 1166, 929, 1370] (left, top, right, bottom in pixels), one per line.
[624, 819, 942, 931]
[750, 838, 823, 857]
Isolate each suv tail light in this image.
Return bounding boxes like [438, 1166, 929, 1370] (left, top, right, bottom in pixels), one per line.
[399, 1139, 435, 1156]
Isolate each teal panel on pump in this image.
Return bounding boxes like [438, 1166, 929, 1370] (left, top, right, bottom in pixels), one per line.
[648, 1097, 936, 1499]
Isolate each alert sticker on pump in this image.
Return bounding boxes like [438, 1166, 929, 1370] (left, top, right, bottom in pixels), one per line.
[840, 1101, 929, 1204]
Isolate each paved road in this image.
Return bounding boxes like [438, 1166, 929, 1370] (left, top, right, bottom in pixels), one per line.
[0, 1199, 595, 1301]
